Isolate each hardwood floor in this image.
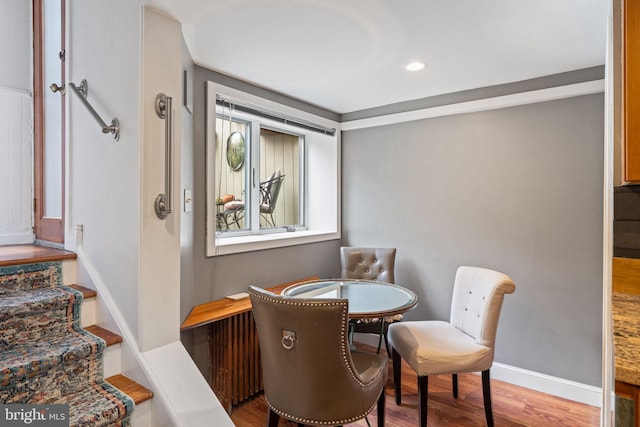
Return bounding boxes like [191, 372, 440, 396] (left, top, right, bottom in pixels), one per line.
[230, 344, 600, 427]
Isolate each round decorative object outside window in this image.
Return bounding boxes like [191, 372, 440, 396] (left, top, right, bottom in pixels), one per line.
[226, 131, 245, 171]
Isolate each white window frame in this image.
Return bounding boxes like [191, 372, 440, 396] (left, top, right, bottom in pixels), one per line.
[215, 112, 306, 235]
[206, 81, 341, 256]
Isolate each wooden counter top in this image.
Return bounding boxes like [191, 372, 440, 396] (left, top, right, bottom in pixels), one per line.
[612, 257, 640, 386]
[180, 276, 319, 331]
[180, 276, 320, 412]
[613, 291, 640, 386]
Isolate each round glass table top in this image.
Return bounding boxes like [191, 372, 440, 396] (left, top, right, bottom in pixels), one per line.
[282, 279, 418, 319]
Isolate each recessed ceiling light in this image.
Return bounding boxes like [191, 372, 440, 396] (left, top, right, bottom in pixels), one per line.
[406, 62, 425, 71]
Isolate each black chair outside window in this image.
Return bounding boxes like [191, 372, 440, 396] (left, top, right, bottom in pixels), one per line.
[259, 170, 285, 227]
[222, 169, 285, 229]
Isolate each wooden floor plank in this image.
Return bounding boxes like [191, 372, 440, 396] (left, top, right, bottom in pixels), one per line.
[230, 343, 600, 427]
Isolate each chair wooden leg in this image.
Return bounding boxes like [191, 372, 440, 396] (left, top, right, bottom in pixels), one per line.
[452, 373, 458, 398]
[376, 321, 385, 354]
[482, 369, 494, 427]
[383, 328, 392, 358]
[348, 321, 355, 344]
[377, 388, 386, 427]
[418, 375, 428, 427]
[392, 348, 402, 405]
[267, 409, 280, 427]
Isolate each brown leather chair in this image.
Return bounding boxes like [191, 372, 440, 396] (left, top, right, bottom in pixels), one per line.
[340, 246, 397, 355]
[248, 286, 387, 427]
[387, 266, 516, 427]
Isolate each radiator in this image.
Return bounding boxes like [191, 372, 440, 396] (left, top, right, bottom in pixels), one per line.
[210, 310, 262, 413]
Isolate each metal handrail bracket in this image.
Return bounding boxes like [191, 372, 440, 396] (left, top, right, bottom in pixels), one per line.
[154, 93, 173, 219]
[68, 79, 120, 140]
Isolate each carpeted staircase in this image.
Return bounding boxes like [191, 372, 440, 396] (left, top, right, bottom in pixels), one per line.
[0, 260, 135, 426]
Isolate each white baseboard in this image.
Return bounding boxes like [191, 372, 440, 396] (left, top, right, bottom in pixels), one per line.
[491, 362, 601, 408]
[353, 333, 602, 408]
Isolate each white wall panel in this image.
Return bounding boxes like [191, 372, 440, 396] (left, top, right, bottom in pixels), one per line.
[0, 2, 31, 91]
[140, 8, 182, 351]
[68, 0, 143, 335]
[0, 87, 34, 245]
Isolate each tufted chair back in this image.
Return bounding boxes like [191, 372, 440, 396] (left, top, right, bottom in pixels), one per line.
[340, 247, 396, 283]
[386, 266, 515, 427]
[248, 286, 387, 426]
[450, 266, 516, 350]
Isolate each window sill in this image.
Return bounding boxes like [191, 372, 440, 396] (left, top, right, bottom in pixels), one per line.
[212, 230, 340, 256]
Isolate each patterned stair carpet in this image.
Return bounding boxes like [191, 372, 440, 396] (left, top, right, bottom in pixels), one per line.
[0, 261, 134, 426]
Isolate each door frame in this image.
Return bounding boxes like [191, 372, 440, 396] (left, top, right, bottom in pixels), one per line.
[33, 0, 66, 244]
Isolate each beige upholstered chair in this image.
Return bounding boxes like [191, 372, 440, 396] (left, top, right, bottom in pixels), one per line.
[340, 246, 397, 355]
[387, 266, 515, 427]
[340, 246, 395, 283]
[249, 286, 387, 427]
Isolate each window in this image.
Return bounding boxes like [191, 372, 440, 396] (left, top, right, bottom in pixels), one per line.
[213, 108, 304, 233]
[206, 82, 340, 256]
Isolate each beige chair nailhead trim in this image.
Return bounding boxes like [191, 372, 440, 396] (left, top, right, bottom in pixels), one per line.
[265, 392, 382, 426]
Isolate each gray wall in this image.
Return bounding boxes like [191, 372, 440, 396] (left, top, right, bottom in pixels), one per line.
[342, 93, 604, 386]
[180, 64, 342, 375]
[180, 59, 604, 386]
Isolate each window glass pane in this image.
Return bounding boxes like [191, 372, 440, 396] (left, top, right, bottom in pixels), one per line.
[259, 128, 302, 229]
[43, 0, 62, 218]
[215, 116, 250, 232]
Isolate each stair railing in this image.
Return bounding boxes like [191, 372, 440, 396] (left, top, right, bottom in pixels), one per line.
[66, 79, 120, 141]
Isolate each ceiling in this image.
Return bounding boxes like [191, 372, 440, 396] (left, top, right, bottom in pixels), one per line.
[148, 0, 608, 114]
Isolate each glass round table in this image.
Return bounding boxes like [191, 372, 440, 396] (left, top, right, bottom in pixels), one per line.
[281, 278, 418, 320]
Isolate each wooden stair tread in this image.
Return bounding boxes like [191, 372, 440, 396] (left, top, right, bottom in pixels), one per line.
[106, 374, 154, 404]
[85, 325, 123, 346]
[0, 244, 77, 267]
[68, 284, 97, 299]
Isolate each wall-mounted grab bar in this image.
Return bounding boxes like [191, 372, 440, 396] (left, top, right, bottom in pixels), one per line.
[68, 79, 120, 140]
[154, 93, 173, 219]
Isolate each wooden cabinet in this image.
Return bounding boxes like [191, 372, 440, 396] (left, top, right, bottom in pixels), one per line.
[624, 0, 640, 182]
[613, 258, 640, 426]
[616, 381, 640, 427]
